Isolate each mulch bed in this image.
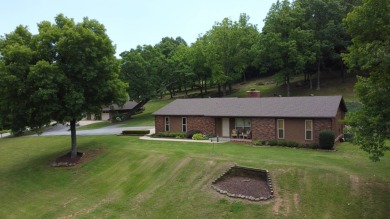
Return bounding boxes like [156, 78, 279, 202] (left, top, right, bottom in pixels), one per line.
[51, 151, 85, 167]
[212, 166, 273, 201]
[214, 175, 271, 199]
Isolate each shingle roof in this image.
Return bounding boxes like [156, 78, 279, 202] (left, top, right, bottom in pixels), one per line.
[153, 96, 346, 118]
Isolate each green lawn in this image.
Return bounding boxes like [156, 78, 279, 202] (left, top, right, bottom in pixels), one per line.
[0, 136, 388, 218]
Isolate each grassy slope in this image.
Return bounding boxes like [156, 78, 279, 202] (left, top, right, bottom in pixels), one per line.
[0, 136, 388, 218]
[230, 73, 357, 101]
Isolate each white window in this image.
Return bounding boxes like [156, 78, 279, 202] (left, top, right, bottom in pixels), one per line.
[277, 119, 284, 139]
[165, 116, 170, 132]
[182, 117, 187, 132]
[235, 118, 251, 134]
[305, 120, 313, 140]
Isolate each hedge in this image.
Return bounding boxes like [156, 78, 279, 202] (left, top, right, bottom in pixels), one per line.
[152, 132, 186, 138]
[122, 130, 150, 135]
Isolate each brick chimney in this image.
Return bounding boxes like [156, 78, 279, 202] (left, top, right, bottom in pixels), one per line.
[246, 88, 261, 98]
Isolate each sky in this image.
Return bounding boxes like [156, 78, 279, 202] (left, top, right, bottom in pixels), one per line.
[0, 0, 276, 56]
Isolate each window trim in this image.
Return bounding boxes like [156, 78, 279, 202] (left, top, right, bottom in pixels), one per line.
[277, 119, 285, 139]
[305, 119, 313, 140]
[165, 116, 170, 132]
[182, 117, 187, 132]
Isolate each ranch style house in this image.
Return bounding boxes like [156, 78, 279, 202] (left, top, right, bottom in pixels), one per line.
[153, 94, 347, 144]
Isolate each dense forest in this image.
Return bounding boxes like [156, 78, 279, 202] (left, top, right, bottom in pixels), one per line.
[120, 0, 360, 101]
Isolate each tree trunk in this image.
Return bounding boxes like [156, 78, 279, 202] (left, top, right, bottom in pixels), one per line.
[286, 76, 290, 97]
[70, 119, 77, 159]
[316, 59, 321, 90]
[222, 84, 227, 96]
[128, 98, 150, 116]
[309, 73, 313, 90]
[218, 84, 221, 97]
[243, 72, 247, 83]
[184, 85, 188, 97]
[228, 83, 232, 94]
[204, 76, 208, 94]
[198, 77, 204, 98]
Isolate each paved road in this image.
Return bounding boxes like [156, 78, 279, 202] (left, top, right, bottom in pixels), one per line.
[31, 124, 155, 136]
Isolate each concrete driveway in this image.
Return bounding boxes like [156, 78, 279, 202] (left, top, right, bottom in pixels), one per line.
[33, 121, 154, 136]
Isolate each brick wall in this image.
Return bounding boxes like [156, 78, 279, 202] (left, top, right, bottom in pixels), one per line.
[187, 116, 215, 134]
[155, 116, 165, 133]
[155, 115, 215, 134]
[313, 119, 332, 142]
[251, 118, 276, 141]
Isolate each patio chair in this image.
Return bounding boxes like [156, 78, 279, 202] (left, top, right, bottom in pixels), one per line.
[243, 130, 251, 139]
[231, 129, 238, 138]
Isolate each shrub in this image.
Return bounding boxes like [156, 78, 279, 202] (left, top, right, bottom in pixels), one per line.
[154, 132, 186, 138]
[192, 133, 207, 140]
[186, 130, 202, 139]
[308, 143, 319, 149]
[252, 140, 264, 146]
[278, 140, 287, 146]
[122, 130, 150, 135]
[319, 130, 335, 150]
[268, 140, 278, 146]
[204, 134, 216, 139]
[286, 141, 299, 148]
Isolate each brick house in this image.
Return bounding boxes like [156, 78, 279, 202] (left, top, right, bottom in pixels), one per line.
[153, 95, 347, 144]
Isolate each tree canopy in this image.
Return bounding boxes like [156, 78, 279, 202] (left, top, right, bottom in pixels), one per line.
[0, 14, 128, 158]
[343, 0, 390, 161]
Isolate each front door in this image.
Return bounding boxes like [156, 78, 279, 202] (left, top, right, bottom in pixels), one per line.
[222, 118, 230, 137]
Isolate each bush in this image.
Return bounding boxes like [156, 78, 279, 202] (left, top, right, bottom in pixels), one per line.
[153, 132, 186, 138]
[308, 143, 318, 149]
[286, 141, 299, 148]
[122, 130, 150, 135]
[186, 130, 202, 139]
[278, 140, 287, 146]
[268, 140, 278, 146]
[252, 140, 264, 146]
[204, 133, 216, 139]
[319, 130, 335, 150]
[192, 133, 207, 140]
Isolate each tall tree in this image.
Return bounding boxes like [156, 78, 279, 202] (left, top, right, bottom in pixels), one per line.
[343, 0, 390, 161]
[256, 0, 316, 96]
[296, 0, 354, 89]
[189, 35, 213, 98]
[120, 45, 162, 102]
[0, 15, 128, 158]
[206, 14, 258, 96]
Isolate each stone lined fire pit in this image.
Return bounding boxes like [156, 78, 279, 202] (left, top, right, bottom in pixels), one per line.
[211, 165, 273, 201]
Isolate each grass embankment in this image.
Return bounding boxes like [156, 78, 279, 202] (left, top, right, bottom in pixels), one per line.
[0, 136, 388, 218]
